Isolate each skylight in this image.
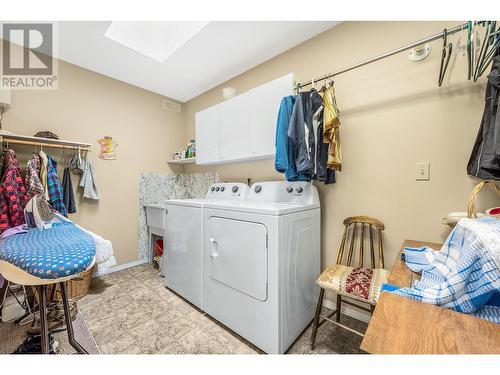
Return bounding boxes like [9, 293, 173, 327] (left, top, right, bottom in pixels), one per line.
[104, 21, 209, 63]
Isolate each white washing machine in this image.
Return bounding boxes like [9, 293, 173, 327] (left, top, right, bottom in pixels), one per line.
[203, 181, 320, 354]
[162, 183, 249, 309]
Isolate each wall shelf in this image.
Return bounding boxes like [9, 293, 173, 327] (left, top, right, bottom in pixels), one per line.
[0, 130, 92, 150]
[167, 157, 196, 165]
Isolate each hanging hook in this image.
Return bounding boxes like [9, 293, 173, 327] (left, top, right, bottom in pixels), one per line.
[438, 29, 453, 87]
[474, 21, 500, 81]
[329, 74, 335, 86]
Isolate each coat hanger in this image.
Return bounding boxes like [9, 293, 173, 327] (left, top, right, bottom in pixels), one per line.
[467, 21, 474, 80]
[295, 82, 301, 95]
[438, 29, 453, 87]
[474, 21, 500, 81]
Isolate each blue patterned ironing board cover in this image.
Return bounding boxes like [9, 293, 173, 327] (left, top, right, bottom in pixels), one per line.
[0, 221, 96, 280]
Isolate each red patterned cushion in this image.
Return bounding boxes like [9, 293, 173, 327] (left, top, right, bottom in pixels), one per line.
[345, 267, 373, 300]
[316, 265, 390, 304]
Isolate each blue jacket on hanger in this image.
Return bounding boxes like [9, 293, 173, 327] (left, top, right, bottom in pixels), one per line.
[275, 95, 309, 181]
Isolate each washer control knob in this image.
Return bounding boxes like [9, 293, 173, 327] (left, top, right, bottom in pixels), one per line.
[220, 186, 225, 192]
[215, 187, 220, 192]
[232, 185, 239, 193]
[211, 187, 215, 192]
[286, 186, 293, 193]
[254, 185, 262, 193]
[296, 186, 303, 193]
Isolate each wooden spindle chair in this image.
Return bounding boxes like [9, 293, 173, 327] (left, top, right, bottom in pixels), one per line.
[310, 216, 390, 349]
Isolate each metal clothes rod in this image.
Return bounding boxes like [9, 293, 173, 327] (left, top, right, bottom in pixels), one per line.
[296, 21, 474, 90]
[2, 139, 90, 151]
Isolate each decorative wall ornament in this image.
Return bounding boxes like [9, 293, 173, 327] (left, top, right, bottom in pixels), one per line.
[97, 136, 118, 160]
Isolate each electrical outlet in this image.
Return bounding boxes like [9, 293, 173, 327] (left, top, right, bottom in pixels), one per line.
[415, 162, 430, 181]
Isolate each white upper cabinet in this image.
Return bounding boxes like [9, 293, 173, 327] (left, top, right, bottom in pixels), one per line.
[195, 105, 220, 164]
[196, 73, 293, 165]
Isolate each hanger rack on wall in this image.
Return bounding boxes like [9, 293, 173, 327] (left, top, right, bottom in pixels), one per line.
[296, 21, 489, 91]
[0, 131, 92, 151]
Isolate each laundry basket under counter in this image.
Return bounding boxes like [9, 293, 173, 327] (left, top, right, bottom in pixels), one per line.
[144, 204, 167, 268]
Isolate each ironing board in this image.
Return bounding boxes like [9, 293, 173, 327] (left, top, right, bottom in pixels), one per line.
[0, 222, 96, 354]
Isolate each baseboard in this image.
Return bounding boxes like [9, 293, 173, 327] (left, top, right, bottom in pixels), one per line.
[322, 298, 371, 323]
[93, 258, 149, 278]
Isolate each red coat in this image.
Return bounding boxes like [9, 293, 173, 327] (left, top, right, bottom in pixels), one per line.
[0, 149, 29, 232]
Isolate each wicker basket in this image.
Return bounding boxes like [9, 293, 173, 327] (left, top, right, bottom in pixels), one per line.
[40, 264, 96, 302]
[443, 181, 500, 228]
[32, 264, 96, 305]
[65, 264, 96, 300]
[467, 181, 500, 218]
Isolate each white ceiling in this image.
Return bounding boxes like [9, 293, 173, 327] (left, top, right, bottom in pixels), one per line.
[53, 21, 338, 102]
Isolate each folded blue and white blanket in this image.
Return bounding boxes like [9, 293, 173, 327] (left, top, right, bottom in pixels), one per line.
[390, 217, 500, 323]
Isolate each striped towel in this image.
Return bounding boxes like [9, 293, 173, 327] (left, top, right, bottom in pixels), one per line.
[401, 246, 439, 273]
[389, 217, 500, 323]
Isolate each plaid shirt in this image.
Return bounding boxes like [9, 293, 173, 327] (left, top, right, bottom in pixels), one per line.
[47, 156, 67, 217]
[25, 153, 44, 198]
[0, 150, 29, 233]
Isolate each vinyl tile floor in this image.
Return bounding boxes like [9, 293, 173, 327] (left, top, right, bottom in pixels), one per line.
[78, 263, 368, 354]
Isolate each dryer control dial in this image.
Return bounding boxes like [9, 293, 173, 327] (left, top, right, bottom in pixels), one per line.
[296, 186, 303, 193]
[220, 186, 225, 192]
[232, 185, 239, 193]
[286, 186, 293, 193]
[254, 185, 262, 193]
[215, 187, 220, 192]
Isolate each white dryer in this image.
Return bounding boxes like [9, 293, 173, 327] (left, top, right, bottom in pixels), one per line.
[203, 181, 320, 354]
[162, 183, 249, 309]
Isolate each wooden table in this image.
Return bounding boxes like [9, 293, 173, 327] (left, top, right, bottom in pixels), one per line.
[360, 239, 500, 354]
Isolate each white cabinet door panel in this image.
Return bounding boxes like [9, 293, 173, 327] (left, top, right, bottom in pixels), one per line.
[248, 74, 293, 157]
[219, 94, 251, 161]
[195, 105, 219, 164]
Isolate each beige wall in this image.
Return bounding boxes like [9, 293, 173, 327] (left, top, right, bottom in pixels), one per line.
[2, 54, 184, 266]
[2, 22, 499, 276]
[183, 21, 499, 277]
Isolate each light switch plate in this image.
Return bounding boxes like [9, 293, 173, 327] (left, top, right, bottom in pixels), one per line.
[415, 162, 430, 181]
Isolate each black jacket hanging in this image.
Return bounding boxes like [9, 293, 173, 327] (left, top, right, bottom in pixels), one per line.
[467, 49, 500, 180]
[62, 167, 77, 214]
[288, 90, 324, 180]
